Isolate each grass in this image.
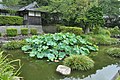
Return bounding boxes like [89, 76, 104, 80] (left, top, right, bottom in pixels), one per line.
[116, 76, 120, 80]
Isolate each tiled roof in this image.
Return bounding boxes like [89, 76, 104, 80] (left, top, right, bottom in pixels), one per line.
[19, 2, 39, 11]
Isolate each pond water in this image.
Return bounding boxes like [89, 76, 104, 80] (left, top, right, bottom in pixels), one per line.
[4, 46, 120, 80]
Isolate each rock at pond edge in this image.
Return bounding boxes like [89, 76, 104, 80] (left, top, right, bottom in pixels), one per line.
[56, 65, 71, 75]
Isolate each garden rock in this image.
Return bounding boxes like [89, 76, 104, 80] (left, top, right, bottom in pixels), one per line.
[12, 76, 23, 80]
[56, 65, 71, 75]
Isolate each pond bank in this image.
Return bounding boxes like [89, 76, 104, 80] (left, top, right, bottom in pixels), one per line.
[4, 45, 120, 80]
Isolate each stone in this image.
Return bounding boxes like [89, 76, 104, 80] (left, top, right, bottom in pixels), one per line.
[56, 65, 71, 75]
[12, 76, 23, 80]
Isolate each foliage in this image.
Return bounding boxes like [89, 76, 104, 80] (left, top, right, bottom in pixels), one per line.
[107, 26, 120, 36]
[22, 33, 98, 61]
[0, 16, 23, 25]
[6, 28, 17, 37]
[19, 0, 50, 6]
[92, 27, 111, 36]
[3, 0, 20, 6]
[0, 51, 20, 80]
[21, 28, 28, 35]
[30, 28, 37, 35]
[63, 55, 94, 71]
[58, 26, 83, 35]
[116, 76, 120, 80]
[2, 40, 26, 50]
[106, 48, 120, 58]
[86, 6, 104, 28]
[99, 0, 120, 15]
[82, 34, 119, 45]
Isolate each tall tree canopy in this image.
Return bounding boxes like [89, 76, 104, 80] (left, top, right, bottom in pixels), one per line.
[99, 0, 120, 15]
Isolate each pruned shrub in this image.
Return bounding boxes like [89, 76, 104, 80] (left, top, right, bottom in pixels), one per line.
[30, 28, 37, 35]
[63, 55, 94, 71]
[6, 28, 17, 37]
[0, 16, 23, 25]
[106, 48, 120, 57]
[3, 40, 26, 50]
[21, 28, 28, 35]
[58, 26, 83, 35]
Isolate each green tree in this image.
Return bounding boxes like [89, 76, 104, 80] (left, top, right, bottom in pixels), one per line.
[99, 0, 120, 15]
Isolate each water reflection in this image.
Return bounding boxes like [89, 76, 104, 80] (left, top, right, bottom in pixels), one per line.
[61, 64, 120, 80]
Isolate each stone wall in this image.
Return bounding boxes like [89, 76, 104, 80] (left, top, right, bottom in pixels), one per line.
[0, 25, 43, 35]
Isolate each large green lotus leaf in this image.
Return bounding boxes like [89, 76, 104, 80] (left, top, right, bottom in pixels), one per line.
[22, 45, 31, 51]
[47, 54, 55, 61]
[29, 50, 38, 57]
[79, 38, 87, 44]
[59, 52, 66, 58]
[42, 46, 49, 50]
[80, 47, 90, 55]
[37, 53, 44, 58]
[86, 45, 97, 51]
[26, 38, 32, 43]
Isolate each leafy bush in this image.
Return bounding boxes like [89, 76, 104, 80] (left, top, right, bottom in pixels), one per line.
[0, 51, 19, 80]
[3, 40, 26, 50]
[93, 27, 111, 36]
[22, 33, 98, 61]
[116, 76, 120, 80]
[58, 26, 83, 35]
[106, 48, 120, 57]
[21, 28, 28, 35]
[82, 34, 119, 45]
[0, 16, 23, 25]
[6, 28, 17, 37]
[63, 55, 94, 71]
[30, 28, 37, 35]
[107, 26, 120, 36]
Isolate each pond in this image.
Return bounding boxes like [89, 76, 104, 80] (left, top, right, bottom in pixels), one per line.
[4, 46, 120, 80]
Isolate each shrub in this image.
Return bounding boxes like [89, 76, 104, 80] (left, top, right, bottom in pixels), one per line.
[0, 16, 23, 25]
[63, 55, 94, 71]
[82, 34, 119, 45]
[30, 28, 37, 35]
[106, 48, 120, 57]
[6, 28, 17, 37]
[3, 40, 26, 50]
[22, 33, 98, 61]
[58, 26, 83, 35]
[21, 28, 28, 35]
[93, 27, 111, 36]
[107, 26, 120, 36]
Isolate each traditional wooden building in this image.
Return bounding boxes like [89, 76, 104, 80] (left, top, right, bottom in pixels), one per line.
[0, 1, 42, 25]
[19, 2, 42, 25]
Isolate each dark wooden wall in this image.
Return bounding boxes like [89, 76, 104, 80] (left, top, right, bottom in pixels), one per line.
[28, 16, 41, 25]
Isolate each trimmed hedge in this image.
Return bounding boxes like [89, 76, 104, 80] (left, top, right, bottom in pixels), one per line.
[0, 16, 23, 25]
[58, 26, 83, 35]
[21, 28, 28, 35]
[6, 28, 17, 37]
[30, 28, 37, 35]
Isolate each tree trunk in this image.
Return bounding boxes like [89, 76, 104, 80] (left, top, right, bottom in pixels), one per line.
[85, 26, 90, 34]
